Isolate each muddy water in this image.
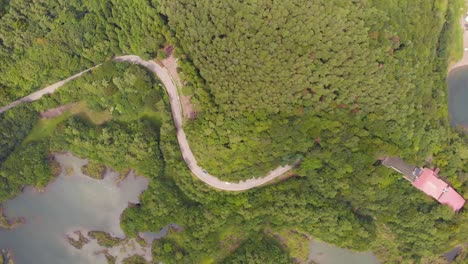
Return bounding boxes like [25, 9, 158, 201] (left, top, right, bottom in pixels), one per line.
[448, 66, 468, 128]
[0, 153, 149, 264]
[307, 239, 379, 264]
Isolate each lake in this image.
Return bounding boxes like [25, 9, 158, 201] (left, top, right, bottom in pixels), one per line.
[308, 239, 379, 264]
[448, 66, 468, 128]
[0, 153, 150, 264]
[0, 152, 386, 264]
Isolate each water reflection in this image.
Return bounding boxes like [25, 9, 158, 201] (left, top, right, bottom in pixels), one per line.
[139, 224, 181, 245]
[307, 239, 379, 264]
[448, 66, 468, 128]
[0, 153, 149, 264]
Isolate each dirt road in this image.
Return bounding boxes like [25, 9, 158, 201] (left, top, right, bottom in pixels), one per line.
[0, 55, 294, 191]
[0, 66, 100, 114]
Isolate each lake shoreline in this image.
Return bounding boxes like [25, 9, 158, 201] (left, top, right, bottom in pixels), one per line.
[447, 66, 468, 129]
[0, 152, 150, 264]
[0, 208, 24, 230]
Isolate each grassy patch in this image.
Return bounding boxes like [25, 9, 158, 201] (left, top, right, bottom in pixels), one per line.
[66, 231, 89, 249]
[270, 229, 310, 263]
[0, 207, 24, 229]
[446, 0, 465, 64]
[105, 253, 116, 264]
[70, 101, 113, 125]
[23, 101, 113, 144]
[117, 107, 164, 125]
[48, 155, 62, 177]
[82, 160, 106, 179]
[23, 113, 71, 143]
[200, 257, 216, 264]
[65, 166, 74, 176]
[219, 227, 246, 251]
[88, 231, 123, 248]
[122, 255, 149, 264]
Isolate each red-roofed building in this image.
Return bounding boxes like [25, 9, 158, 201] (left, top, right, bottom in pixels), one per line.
[411, 168, 465, 211]
[412, 168, 449, 200]
[382, 157, 466, 212]
[438, 187, 466, 212]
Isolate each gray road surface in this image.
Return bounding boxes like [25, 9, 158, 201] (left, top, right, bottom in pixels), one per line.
[0, 55, 293, 191]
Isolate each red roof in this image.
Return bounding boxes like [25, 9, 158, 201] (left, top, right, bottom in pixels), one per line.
[438, 187, 466, 211]
[412, 168, 465, 211]
[412, 169, 448, 199]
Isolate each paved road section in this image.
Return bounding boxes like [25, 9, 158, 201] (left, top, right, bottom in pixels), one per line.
[0, 55, 293, 191]
[0, 65, 100, 114]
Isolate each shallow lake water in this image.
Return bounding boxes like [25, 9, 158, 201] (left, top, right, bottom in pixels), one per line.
[307, 239, 379, 264]
[139, 224, 181, 245]
[0, 152, 385, 264]
[448, 66, 468, 127]
[0, 153, 149, 264]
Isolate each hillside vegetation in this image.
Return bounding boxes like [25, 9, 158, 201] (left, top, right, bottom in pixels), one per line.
[163, 0, 466, 180]
[0, 0, 467, 263]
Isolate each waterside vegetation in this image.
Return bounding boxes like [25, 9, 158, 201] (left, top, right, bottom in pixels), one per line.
[0, 0, 467, 263]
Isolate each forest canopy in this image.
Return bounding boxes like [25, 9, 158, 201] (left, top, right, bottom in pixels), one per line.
[0, 0, 467, 263]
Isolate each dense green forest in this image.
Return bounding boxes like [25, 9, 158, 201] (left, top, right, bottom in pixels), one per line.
[0, 62, 167, 201]
[0, 0, 167, 105]
[164, 0, 467, 180]
[0, 0, 467, 263]
[220, 236, 292, 264]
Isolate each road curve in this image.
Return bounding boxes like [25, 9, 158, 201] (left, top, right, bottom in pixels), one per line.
[0, 55, 293, 191]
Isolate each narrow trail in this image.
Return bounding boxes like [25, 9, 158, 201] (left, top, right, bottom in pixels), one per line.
[0, 55, 294, 191]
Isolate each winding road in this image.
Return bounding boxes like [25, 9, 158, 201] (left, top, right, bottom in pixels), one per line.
[0, 55, 293, 191]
